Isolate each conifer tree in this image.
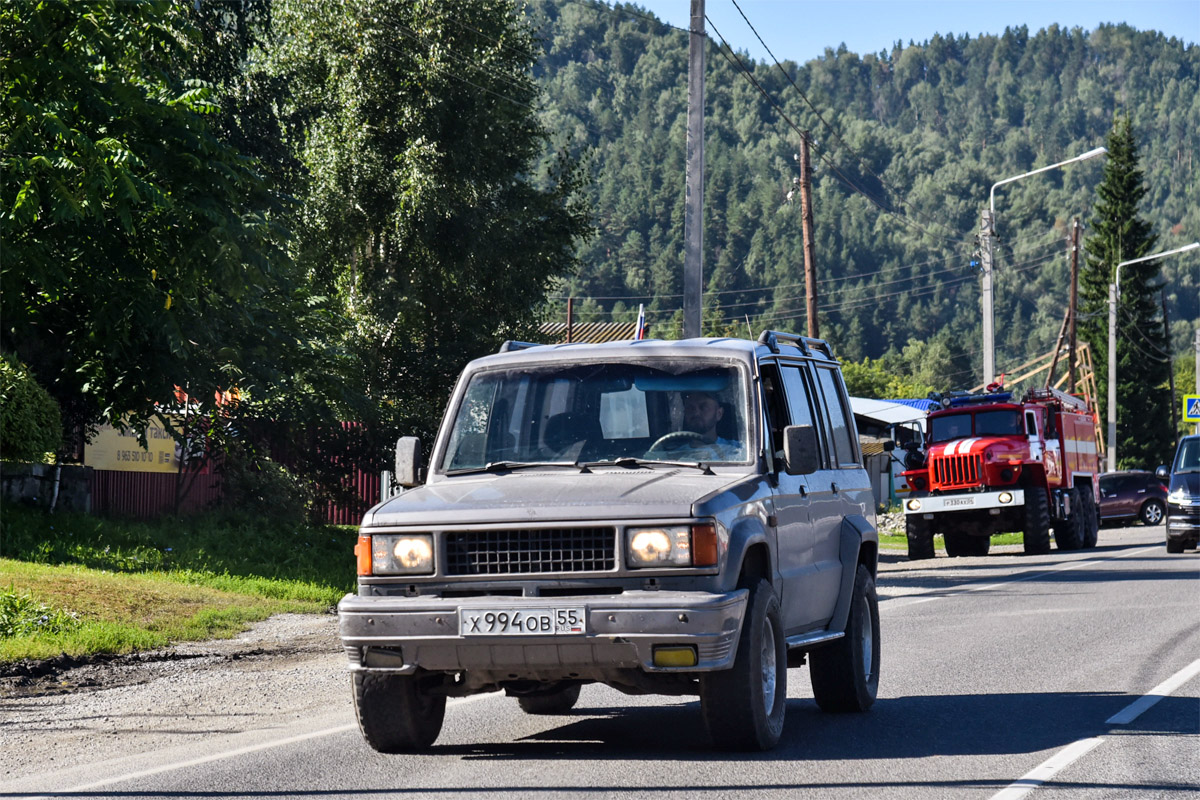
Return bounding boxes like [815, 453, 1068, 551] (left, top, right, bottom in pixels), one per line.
[1079, 116, 1172, 469]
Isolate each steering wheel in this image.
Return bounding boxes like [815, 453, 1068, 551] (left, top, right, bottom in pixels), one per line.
[647, 430, 710, 453]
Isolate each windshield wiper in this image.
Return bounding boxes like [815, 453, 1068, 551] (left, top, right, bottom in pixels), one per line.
[578, 457, 714, 475]
[446, 461, 582, 476]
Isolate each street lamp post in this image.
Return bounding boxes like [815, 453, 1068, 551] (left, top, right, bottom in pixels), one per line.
[982, 146, 1108, 386]
[1108, 241, 1200, 470]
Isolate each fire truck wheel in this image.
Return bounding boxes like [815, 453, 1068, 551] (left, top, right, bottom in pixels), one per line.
[1053, 489, 1085, 551]
[906, 518, 935, 560]
[1079, 489, 1099, 548]
[1022, 488, 1052, 555]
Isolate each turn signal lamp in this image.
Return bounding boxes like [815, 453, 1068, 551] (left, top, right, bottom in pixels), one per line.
[360, 533, 435, 576]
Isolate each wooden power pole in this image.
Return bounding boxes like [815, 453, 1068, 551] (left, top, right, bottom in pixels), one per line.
[683, 0, 705, 339]
[799, 132, 818, 339]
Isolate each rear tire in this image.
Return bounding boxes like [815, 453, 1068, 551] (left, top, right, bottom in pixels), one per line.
[1023, 488, 1051, 555]
[1139, 498, 1165, 526]
[517, 684, 581, 715]
[1053, 489, 1084, 551]
[352, 671, 446, 753]
[809, 565, 880, 713]
[700, 579, 787, 751]
[906, 517, 935, 560]
[1078, 488, 1099, 548]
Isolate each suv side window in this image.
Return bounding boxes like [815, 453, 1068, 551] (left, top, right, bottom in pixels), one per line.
[813, 365, 860, 468]
[758, 362, 790, 461]
[780, 363, 827, 469]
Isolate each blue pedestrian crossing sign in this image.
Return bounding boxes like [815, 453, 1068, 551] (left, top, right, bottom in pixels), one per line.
[1186, 395, 1200, 422]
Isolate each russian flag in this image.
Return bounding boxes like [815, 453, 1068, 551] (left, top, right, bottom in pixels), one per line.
[635, 304, 646, 340]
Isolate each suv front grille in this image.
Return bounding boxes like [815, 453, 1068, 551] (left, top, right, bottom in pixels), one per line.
[932, 453, 983, 488]
[444, 527, 617, 575]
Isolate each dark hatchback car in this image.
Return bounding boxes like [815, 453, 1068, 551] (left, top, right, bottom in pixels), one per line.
[1098, 471, 1168, 526]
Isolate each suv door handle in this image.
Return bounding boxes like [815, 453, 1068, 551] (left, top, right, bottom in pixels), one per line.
[831, 482, 840, 494]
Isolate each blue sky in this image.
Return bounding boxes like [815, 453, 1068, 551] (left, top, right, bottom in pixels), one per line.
[629, 0, 1199, 64]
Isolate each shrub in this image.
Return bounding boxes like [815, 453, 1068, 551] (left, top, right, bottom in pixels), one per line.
[0, 355, 63, 462]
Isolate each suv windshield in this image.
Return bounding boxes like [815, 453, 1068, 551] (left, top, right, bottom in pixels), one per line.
[439, 361, 751, 471]
[1174, 438, 1200, 473]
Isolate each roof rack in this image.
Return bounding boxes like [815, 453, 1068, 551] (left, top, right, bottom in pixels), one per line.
[498, 340, 541, 353]
[756, 330, 836, 360]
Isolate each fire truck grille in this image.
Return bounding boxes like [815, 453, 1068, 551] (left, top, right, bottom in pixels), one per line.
[444, 528, 617, 576]
[932, 453, 983, 488]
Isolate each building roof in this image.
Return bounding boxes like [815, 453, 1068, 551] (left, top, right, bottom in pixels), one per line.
[850, 397, 929, 426]
[539, 321, 640, 344]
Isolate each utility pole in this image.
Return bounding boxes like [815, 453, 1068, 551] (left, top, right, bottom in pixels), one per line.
[682, 0, 705, 339]
[1195, 329, 1199, 435]
[1108, 281, 1118, 471]
[980, 209, 996, 385]
[1068, 218, 1080, 393]
[1164, 293, 1178, 448]
[566, 297, 574, 343]
[799, 132, 818, 339]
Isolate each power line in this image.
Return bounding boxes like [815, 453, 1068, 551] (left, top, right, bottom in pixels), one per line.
[728, 0, 967, 244]
[704, 22, 967, 250]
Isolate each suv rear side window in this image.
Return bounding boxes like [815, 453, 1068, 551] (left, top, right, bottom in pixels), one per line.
[813, 366, 859, 468]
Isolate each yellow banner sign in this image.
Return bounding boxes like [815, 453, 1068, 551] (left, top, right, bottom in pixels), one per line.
[85, 418, 180, 473]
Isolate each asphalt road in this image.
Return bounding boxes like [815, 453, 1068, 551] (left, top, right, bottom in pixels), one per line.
[5, 524, 1197, 800]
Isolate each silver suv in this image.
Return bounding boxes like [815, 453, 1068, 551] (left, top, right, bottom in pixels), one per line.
[338, 332, 880, 752]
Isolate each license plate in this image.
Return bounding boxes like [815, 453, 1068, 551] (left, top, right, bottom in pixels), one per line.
[944, 497, 975, 508]
[459, 607, 586, 636]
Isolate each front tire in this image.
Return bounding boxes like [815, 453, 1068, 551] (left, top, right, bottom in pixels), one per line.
[1139, 498, 1165, 526]
[906, 517, 935, 560]
[1165, 535, 1185, 554]
[352, 671, 446, 753]
[517, 684, 581, 715]
[809, 564, 881, 713]
[699, 579, 787, 751]
[1023, 488, 1051, 555]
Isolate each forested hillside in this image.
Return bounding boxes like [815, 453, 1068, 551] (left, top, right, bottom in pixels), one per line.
[527, 1, 1199, 391]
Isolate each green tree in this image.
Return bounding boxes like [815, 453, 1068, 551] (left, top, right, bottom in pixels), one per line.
[265, 0, 592, 441]
[1079, 115, 1172, 468]
[1, 0, 291, 432]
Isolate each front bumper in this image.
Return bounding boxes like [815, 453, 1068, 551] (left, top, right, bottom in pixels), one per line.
[338, 589, 747, 676]
[1166, 504, 1200, 541]
[903, 489, 1025, 515]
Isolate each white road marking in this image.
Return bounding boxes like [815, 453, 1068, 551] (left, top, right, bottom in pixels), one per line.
[988, 621, 1200, 800]
[1106, 657, 1200, 725]
[989, 737, 1105, 800]
[19, 692, 502, 799]
[884, 546, 1156, 609]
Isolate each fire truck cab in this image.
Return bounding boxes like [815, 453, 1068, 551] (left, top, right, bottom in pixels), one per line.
[900, 387, 1101, 559]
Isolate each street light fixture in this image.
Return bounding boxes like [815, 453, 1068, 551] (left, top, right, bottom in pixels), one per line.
[1108, 241, 1200, 470]
[981, 146, 1108, 386]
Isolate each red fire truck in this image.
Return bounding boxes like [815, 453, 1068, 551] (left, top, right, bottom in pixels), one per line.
[900, 387, 1101, 559]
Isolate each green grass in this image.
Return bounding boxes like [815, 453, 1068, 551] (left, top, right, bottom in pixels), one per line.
[879, 532, 1025, 550]
[0, 506, 359, 663]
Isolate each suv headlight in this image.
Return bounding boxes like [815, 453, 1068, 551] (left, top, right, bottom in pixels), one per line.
[626, 524, 718, 568]
[1168, 488, 1192, 505]
[361, 534, 434, 575]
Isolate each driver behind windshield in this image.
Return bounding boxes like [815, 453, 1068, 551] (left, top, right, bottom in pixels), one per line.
[648, 390, 745, 461]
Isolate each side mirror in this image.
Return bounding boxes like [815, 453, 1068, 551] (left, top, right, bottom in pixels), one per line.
[395, 437, 424, 488]
[883, 440, 896, 452]
[1155, 465, 1169, 480]
[902, 440, 921, 452]
[782, 425, 819, 476]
